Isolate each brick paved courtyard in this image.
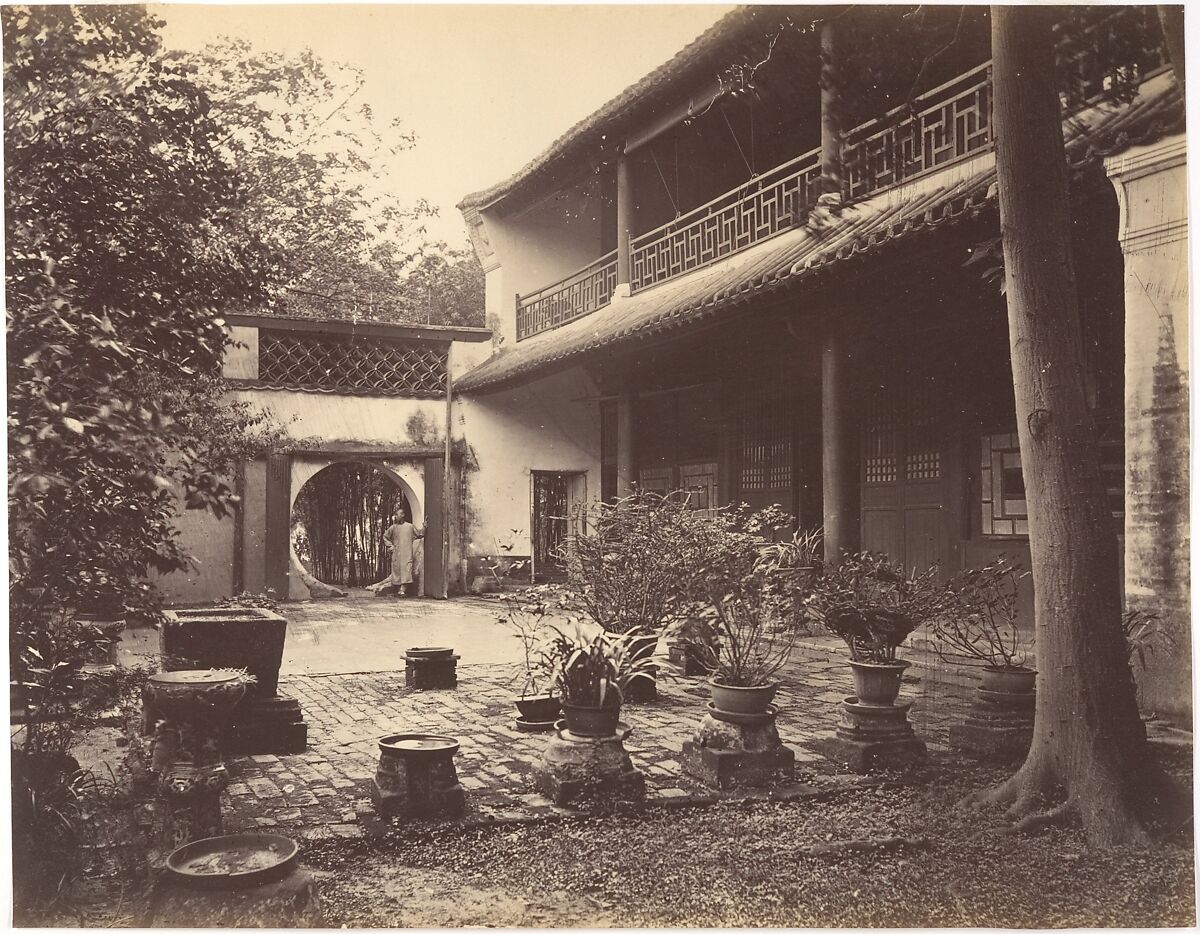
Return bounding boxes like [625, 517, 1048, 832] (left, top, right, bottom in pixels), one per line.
[216, 620, 980, 841]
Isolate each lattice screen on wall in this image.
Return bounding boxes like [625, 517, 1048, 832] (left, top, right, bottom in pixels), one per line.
[258, 330, 447, 396]
[740, 388, 793, 492]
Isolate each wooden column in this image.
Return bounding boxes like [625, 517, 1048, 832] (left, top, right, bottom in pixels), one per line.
[819, 17, 843, 196]
[821, 327, 856, 563]
[264, 454, 292, 599]
[616, 387, 637, 495]
[616, 152, 633, 291]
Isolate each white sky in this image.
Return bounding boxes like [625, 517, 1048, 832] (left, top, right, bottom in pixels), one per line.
[151, 3, 736, 247]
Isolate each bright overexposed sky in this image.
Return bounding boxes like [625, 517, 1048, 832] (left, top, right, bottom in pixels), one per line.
[151, 3, 735, 247]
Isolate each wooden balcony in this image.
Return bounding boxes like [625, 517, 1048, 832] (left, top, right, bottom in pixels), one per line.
[515, 8, 1166, 342]
[516, 251, 617, 342]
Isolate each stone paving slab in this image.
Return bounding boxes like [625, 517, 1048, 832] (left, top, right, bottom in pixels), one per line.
[220, 652, 977, 839]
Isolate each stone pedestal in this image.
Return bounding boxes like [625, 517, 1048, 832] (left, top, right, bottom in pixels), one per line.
[371, 734, 465, 820]
[145, 670, 246, 849]
[162, 608, 307, 754]
[817, 697, 927, 773]
[681, 704, 794, 789]
[950, 686, 1034, 760]
[667, 642, 715, 677]
[404, 647, 459, 689]
[534, 722, 646, 806]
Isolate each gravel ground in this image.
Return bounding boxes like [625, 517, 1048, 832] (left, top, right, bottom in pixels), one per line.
[306, 750, 1195, 929]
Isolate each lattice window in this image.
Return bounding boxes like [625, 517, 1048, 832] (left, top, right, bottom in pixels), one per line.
[905, 381, 942, 481]
[863, 387, 898, 484]
[980, 432, 1028, 537]
[740, 390, 793, 492]
[258, 330, 447, 396]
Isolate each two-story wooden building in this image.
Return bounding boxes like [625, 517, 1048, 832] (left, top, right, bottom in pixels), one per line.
[453, 6, 1188, 719]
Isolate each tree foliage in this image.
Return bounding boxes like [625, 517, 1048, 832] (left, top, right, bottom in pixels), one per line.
[5, 5, 282, 619]
[176, 38, 483, 326]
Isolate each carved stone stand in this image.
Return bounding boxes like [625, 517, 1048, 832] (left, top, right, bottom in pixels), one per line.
[372, 734, 465, 820]
[161, 608, 307, 755]
[534, 721, 646, 806]
[950, 686, 1035, 760]
[405, 647, 459, 689]
[681, 703, 794, 789]
[819, 697, 927, 773]
[145, 670, 246, 849]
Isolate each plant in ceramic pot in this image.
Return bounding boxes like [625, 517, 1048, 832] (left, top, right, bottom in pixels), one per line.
[806, 552, 950, 706]
[683, 510, 798, 716]
[498, 585, 571, 724]
[544, 622, 659, 737]
[931, 557, 1036, 694]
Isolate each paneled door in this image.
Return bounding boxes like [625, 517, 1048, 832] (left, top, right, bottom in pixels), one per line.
[860, 369, 947, 575]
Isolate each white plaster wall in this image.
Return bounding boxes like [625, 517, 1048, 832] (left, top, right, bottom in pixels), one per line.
[1106, 133, 1191, 723]
[230, 388, 448, 447]
[477, 177, 604, 349]
[152, 485, 236, 605]
[456, 365, 602, 559]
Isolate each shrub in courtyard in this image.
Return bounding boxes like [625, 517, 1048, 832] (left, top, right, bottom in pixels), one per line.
[560, 491, 702, 635]
[933, 557, 1031, 668]
[806, 551, 951, 705]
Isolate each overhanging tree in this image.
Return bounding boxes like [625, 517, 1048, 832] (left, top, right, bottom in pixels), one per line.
[5, 6, 282, 620]
[965, 5, 1180, 845]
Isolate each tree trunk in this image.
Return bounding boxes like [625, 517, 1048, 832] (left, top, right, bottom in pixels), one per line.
[973, 5, 1174, 846]
[1157, 6, 1185, 93]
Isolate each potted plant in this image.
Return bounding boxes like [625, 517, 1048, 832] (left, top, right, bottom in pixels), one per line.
[806, 552, 951, 706]
[499, 585, 567, 724]
[931, 557, 1035, 694]
[543, 622, 658, 737]
[755, 526, 824, 632]
[683, 511, 799, 716]
[559, 491, 711, 699]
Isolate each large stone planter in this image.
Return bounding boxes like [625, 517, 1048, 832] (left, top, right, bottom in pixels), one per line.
[161, 608, 307, 755]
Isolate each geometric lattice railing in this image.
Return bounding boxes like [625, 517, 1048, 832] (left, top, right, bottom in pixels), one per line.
[631, 148, 822, 293]
[515, 6, 1167, 340]
[258, 330, 447, 396]
[516, 251, 618, 342]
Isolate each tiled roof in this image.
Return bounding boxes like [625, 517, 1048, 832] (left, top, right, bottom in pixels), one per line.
[456, 6, 817, 212]
[454, 80, 1181, 394]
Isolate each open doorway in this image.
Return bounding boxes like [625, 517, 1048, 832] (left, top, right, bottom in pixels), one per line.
[531, 470, 586, 583]
[291, 461, 421, 593]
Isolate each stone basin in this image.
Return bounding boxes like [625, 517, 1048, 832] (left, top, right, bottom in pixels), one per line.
[146, 669, 247, 721]
[166, 832, 298, 890]
[379, 733, 460, 756]
[405, 646, 454, 659]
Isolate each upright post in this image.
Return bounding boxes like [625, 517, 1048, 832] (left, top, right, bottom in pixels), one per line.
[616, 387, 637, 495]
[616, 152, 633, 294]
[819, 17, 843, 198]
[821, 325, 856, 563]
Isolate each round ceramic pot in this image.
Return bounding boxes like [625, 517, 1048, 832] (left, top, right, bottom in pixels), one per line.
[561, 702, 623, 737]
[515, 694, 561, 723]
[848, 659, 911, 707]
[980, 665, 1037, 695]
[709, 680, 779, 716]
